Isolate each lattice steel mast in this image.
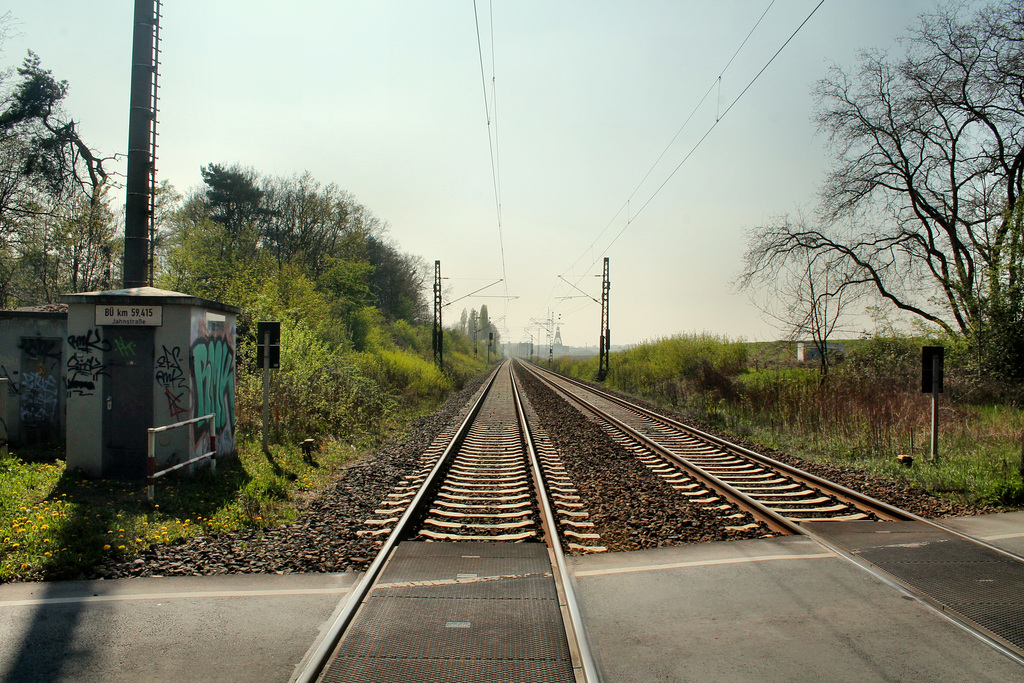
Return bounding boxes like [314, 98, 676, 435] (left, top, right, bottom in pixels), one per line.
[124, 0, 161, 288]
[598, 257, 610, 380]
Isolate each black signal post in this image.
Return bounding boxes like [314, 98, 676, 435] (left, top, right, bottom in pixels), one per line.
[922, 346, 944, 461]
[598, 257, 610, 381]
[258, 321, 281, 454]
[433, 261, 443, 369]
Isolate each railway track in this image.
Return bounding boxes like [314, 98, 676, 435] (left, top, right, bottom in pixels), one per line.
[290, 359, 1024, 680]
[295, 362, 599, 683]
[517, 359, 917, 535]
[516, 360, 1024, 663]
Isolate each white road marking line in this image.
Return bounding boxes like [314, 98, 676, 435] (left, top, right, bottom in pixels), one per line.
[574, 552, 836, 577]
[981, 531, 1024, 541]
[0, 587, 354, 608]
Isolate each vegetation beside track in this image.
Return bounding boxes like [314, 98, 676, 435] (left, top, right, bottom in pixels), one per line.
[550, 333, 1024, 510]
[1, 328, 489, 583]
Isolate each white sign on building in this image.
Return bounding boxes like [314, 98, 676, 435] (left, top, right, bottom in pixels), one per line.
[95, 305, 163, 327]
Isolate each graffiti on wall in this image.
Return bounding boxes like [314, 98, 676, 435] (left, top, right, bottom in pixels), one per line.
[66, 328, 110, 397]
[191, 312, 236, 455]
[18, 338, 61, 428]
[18, 337, 61, 362]
[20, 372, 58, 426]
[155, 345, 189, 422]
[193, 339, 234, 433]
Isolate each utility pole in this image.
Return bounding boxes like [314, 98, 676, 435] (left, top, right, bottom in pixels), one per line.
[530, 315, 554, 365]
[433, 260, 443, 368]
[124, 0, 160, 288]
[548, 312, 554, 365]
[598, 257, 610, 380]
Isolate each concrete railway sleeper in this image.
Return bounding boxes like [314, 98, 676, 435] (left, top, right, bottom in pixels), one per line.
[295, 362, 600, 683]
[517, 359, 917, 532]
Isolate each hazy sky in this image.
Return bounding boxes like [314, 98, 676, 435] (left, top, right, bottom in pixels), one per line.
[4, 1, 960, 346]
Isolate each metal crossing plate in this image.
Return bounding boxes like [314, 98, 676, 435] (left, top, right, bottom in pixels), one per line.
[805, 520, 1024, 652]
[319, 542, 574, 683]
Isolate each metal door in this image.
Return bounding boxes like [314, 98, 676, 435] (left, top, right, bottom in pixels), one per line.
[18, 338, 62, 445]
[102, 327, 155, 478]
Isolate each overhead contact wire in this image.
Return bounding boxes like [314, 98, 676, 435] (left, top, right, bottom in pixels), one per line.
[599, 0, 826, 258]
[473, 0, 509, 308]
[560, 0, 813, 292]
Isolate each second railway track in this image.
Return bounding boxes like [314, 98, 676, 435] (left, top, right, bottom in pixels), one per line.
[518, 359, 918, 534]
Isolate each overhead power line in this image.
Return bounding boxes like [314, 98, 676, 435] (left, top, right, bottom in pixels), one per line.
[558, 0, 826, 297]
[472, 0, 509, 304]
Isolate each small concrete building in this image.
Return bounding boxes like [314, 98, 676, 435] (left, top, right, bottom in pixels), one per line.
[0, 305, 69, 447]
[61, 287, 239, 478]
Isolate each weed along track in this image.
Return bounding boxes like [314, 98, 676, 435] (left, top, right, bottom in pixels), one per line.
[519, 360, 917, 534]
[92, 357, 966, 582]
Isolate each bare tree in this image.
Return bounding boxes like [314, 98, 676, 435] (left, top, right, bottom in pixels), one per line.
[742, 1, 1024, 377]
[742, 216, 864, 377]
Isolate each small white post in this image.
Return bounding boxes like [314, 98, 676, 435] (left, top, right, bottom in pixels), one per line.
[262, 330, 271, 453]
[147, 428, 156, 501]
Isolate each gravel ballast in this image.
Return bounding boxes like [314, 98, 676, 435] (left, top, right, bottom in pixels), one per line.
[93, 366, 986, 579]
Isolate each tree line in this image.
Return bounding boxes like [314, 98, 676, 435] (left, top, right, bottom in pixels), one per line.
[0, 47, 118, 305]
[453, 305, 501, 355]
[160, 163, 428, 347]
[0, 39, 428, 350]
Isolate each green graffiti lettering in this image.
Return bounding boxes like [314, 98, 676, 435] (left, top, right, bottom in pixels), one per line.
[192, 339, 235, 433]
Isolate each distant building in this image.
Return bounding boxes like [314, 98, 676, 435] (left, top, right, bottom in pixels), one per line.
[797, 342, 845, 362]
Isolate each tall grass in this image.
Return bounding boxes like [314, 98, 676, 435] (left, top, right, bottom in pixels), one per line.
[554, 333, 1024, 507]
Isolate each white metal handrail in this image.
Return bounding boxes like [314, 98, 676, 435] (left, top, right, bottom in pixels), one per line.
[147, 413, 215, 501]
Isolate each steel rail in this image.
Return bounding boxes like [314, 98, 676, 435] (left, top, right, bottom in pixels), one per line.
[528, 363, 1024, 560]
[520, 361, 1024, 665]
[517, 360, 798, 536]
[524, 361, 917, 523]
[510, 364, 601, 682]
[293, 366, 501, 683]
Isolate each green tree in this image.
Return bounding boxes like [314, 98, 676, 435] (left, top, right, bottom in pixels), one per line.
[0, 51, 117, 305]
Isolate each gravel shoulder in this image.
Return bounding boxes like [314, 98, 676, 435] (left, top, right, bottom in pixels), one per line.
[92, 365, 985, 579]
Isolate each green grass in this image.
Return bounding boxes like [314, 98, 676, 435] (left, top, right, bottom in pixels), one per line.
[0, 438, 357, 583]
[556, 334, 1024, 510]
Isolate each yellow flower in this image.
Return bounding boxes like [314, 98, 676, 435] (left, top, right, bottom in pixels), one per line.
[103, 544, 110, 550]
[44, 552, 51, 557]
[117, 545, 126, 551]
